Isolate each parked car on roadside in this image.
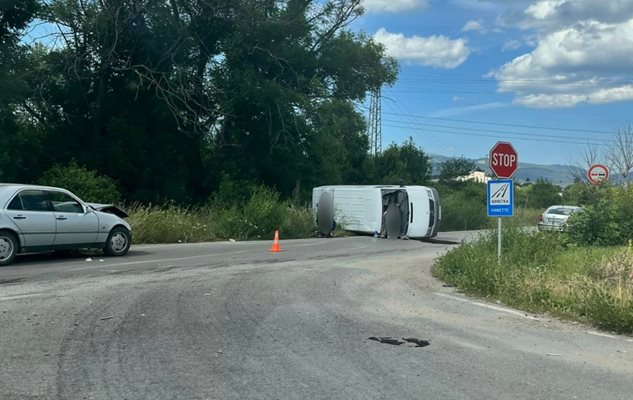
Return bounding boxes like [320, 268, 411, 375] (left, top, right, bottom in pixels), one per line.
[537, 205, 582, 231]
[0, 184, 131, 266]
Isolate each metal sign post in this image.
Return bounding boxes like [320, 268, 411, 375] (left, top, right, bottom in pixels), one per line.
[498, 218, 502, 263]
[487, 179, 514, 264]
[488, 141, 518, 264]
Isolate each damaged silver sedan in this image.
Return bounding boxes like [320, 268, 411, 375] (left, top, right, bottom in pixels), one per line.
[0, 184, 132, 266]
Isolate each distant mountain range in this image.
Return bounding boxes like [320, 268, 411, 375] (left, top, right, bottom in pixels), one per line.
[430, 155, 583, 186]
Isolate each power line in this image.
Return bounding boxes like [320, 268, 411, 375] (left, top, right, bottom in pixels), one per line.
[385, 101, 448, 155]
[381, 111, 613, 135]
[383, 123, 607, 146]
[381, 118, 609, 144]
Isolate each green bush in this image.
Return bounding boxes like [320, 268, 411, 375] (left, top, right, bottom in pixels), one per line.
[434, 229, 633, 333]
[613, 187, 633, 241]
[241, 186, 288, 239]
[566, 199, 622, 246]
[562, 182, 603, 206]
[437, 182, 489, 231]
[128, 199, 315, 243]
[282, 205, 317, 239]
[441, 192, 489, 231]
[38, 161, 121, 203]
[528, 179, 562, 209]
[211, 207, 251, 240]
[208, 174, 259, 207]
[127, 203, 215, 244]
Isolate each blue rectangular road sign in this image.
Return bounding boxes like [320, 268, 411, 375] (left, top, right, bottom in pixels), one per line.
[487, 179, 514, 217]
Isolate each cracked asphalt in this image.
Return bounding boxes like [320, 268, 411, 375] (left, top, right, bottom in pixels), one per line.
[1, 234, 632, 399]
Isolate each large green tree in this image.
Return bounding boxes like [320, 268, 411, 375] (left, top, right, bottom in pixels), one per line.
[529, 179, 562, 209]
[369, 138, 431, 185]
[7, 0, 397, 202]
[0, 0, 41, 182]
[439, 157, 477, 182]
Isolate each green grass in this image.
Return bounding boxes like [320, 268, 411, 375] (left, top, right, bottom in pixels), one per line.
[439, 198, 541, 232]
[509, 208, 541, 228]
[127, 202, 317, 244]
[433, 228, 633, 334]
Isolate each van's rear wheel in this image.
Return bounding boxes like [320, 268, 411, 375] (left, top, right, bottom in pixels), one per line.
[0, 231, 18, 266]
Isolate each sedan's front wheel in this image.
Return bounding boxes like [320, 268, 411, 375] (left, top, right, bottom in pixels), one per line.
[104, 227, 131, 256]
[0, 231, 18, 266]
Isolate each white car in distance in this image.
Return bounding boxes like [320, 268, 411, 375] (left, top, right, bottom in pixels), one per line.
[537, 205, 582, 232]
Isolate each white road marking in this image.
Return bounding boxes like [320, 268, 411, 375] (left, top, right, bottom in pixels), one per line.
[0, 293, 47, 302]
[435, 292, 539, 320]
[437, 294, 633, 343]
[585, 331, 619, 339]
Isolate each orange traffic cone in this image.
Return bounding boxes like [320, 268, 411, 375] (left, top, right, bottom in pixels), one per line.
[269, 230, 282, 253]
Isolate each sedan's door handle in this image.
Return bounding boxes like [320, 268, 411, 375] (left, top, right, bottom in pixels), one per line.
[56, 216, 68, 221]
[13, 216, 26, 220]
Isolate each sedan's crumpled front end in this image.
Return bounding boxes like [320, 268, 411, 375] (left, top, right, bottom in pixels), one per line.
[86, 203, 129, 219]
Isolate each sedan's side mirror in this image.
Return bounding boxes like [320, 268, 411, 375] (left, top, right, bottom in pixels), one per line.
[84, 205, 92, 214]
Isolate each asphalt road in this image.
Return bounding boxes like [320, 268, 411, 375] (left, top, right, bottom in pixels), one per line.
[1, 234, 632, 400]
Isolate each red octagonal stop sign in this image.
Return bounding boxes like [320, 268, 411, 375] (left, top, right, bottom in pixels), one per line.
[489, 141, 518, 178]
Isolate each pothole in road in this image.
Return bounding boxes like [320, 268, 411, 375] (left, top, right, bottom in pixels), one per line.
[368, 337, 430, 348]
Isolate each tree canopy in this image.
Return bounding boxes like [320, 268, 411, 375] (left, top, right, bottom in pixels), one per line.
[0, 0, 414, 202]
[439, 157, 477, 182]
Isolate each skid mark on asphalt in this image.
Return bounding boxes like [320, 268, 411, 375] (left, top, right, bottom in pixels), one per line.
[67, 250, 254, 271]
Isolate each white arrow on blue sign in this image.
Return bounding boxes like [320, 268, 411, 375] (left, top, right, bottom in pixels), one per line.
[487, 179, 514, 217]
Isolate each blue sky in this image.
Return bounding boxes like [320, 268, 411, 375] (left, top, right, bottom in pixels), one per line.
[357, 0, 633, 165]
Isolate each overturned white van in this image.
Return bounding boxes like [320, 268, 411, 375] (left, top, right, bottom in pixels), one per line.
[312, 185, 441, 239]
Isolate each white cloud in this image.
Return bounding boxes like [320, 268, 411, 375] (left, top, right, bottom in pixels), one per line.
[373, 28, 470, 69]
[363, 0, 427, 13]
[513, 93, 586, 108]
[462, 20, 486, 33]
[452, 0, 500, 12]
[501, 39, 522, 51]
[524, 0, 633, 27]
[492, 7, 633, 108]
[430, 102, 510, 117]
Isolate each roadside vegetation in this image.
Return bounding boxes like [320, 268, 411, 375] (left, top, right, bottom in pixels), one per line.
[434, 183, 633, 334]
[437, 178, 546, 232]
[128, 187, 316, 244]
